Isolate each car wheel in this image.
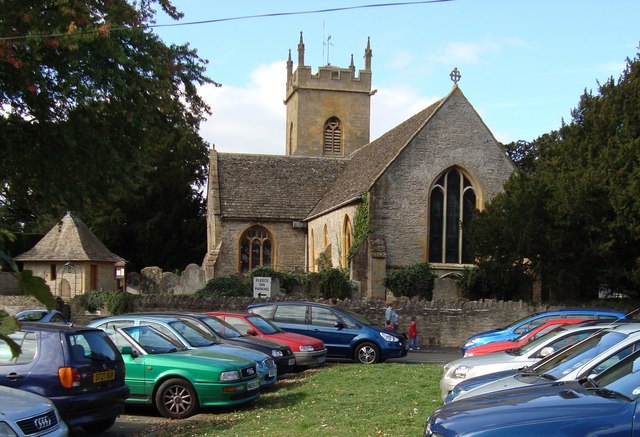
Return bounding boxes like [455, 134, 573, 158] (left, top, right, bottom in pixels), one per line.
[155, 378, 199, 419]
[81, 417, 116, 432]
[354, 342, 380, 364]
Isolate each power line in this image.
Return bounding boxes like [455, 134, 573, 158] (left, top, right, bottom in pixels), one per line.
[0, 0, 455, 42]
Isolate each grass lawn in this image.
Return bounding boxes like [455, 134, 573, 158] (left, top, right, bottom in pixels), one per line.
[149, 362, 444, 437]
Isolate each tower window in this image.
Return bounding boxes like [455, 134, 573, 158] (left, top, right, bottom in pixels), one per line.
[428, 168, 477, 264]
[240, 226, 273, 273]
[323, 117, 342, 156]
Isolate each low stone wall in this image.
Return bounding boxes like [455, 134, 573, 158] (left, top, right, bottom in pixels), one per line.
[65, 295, 553, 348]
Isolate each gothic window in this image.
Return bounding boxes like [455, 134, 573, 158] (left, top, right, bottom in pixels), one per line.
[323, 224, 328, 247]
[239, 226, 273, 273]
[323, 117, 342, 156]
[428, 168, 477, 264]
[341, 215, 353, 268]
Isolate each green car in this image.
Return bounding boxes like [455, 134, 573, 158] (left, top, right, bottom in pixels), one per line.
[107, 324, 260, 419]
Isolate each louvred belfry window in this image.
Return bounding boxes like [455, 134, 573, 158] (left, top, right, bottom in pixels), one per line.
[323, 117, 342, 156]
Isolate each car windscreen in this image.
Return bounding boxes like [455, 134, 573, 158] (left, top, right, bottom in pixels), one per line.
[512, 326, 569, 355]
[121, 325, 184, 354]
[168, 320, 217, 347]
[530, 331, 626, 379]
[247, 316, 282, 334]
[199, 316, 243, 339]
[591, 349, 640, 400]
[335, 307, 370, 326]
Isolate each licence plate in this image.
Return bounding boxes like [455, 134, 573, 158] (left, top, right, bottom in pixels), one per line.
[269, 368, 277, 377]
[93, 370, 115, 383]
[247, 379, 259, 391]
[317, 356, 326, 364]
[288, 358, 296, 366]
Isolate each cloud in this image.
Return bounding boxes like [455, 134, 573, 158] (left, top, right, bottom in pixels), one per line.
[197, 62, 439, 154]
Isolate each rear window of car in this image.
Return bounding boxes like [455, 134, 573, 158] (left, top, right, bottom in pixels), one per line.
[68, 331, 120, 363]
[0, 331, 38, 364]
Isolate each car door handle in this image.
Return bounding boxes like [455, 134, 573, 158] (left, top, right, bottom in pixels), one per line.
[5, 372, 23, 381]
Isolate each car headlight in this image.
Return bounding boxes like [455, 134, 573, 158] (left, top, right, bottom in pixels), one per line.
[299, 345, 314, 352]
[219, 370, 240, 382]
[0, 422, 17, 437]
[464, 338, 480, 348]
[449, 365, 471, 380]
[380, 332, 399, 342]
[272, 349, 284, 357]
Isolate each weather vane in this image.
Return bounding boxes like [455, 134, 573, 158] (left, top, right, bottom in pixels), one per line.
[450, 67, 461, 84]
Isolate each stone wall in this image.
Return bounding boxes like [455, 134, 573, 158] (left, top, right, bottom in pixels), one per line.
[126, 263, 206, 295]
[55, 295, 566, 348]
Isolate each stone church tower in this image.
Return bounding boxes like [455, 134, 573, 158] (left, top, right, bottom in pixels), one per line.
[284, 33, 373, 157]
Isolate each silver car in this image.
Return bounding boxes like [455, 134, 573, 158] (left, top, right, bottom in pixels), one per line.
[440, 323, 613, 400]
[448, 322, 640, 402]
[0, 386, 69, 436]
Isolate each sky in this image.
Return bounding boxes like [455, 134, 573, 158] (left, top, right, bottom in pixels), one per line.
[153, 0, 640, 155]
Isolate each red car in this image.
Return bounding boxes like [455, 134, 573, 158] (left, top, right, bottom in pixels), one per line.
[463, 318, 587, 357]
[208, 311, 327, 367]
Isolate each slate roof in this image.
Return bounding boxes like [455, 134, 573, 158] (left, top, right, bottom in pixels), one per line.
[14, 212, 125, 263]
[217, 154, 348, 220]
[306, 92, 448, 218]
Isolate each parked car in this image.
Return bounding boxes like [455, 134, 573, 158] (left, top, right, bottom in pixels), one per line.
[0, 386, 69, 437]
[460, 308, 626, 354]
[144, 312, 297, 375]
[15, 309, 70, 324]
[426, 348, 640, 436]
[440, 322, 613, 400]
[462, 318, 586, 357]
[447, 322, 640, 403]
[0, 322, 129, 432]
[87, 314, 278, 388]
[209, 311, 328, 368]
[106, 324, 260, 418]
[246, 302, 408, 364]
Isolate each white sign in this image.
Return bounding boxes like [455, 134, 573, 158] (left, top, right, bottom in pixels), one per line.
[253, 277, 272, 298]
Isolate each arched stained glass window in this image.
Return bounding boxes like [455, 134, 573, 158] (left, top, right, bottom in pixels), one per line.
[240, 226, 273, 273]
[341, 215, 353, 268]
[323, 117, 342, 156]
[428, 168, 477, 264]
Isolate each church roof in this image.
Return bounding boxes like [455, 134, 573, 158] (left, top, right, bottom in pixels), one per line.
[217, 154, 348, 220]
[14, 212, 125, 263]
[306, 89, 451, 219]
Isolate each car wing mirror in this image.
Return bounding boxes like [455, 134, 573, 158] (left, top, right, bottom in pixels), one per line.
[246, 328, 257, 336]
[120, 346, 138, 358]
[335, 321, 345, 329]
[539, 346, 555, 357]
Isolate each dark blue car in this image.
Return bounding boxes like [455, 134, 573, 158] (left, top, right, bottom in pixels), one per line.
[0, 322, 129, 432]
[247, 301, 408, 364]
[426, 348, 640, 436]
[461, 308, 626, 353]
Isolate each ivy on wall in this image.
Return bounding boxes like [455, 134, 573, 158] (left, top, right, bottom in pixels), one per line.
[348, 192, 371, 261]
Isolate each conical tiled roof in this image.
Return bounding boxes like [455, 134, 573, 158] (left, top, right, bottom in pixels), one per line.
[14, 212, 124, 263]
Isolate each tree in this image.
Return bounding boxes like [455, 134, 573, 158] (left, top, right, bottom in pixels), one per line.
[0, 1, 212, 270]
[469, 48, 640, 300]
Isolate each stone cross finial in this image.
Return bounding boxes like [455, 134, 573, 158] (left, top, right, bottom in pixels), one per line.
[450, 67, 461, 84]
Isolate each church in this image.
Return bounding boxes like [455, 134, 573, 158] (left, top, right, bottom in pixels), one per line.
[202, 33, 515, 299]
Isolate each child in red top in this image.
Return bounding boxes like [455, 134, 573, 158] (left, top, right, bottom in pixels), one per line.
[408, 316, 419, 350]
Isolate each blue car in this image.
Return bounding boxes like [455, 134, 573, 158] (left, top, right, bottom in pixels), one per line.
[0, 322, 129, 433]
[460, 308, 626, 354]
[247, 301, 408, 364]
[425, 348, 640, 436]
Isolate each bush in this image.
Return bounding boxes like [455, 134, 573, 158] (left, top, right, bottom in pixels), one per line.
[78, 290, 136, 315]
[458, 260, 530, 300]
[195, 274, 251, 297]
[384, 262, 435, 299]
[317, 268, 355, 299]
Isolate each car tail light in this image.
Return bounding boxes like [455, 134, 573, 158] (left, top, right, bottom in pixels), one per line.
[58, 367, 81, 388]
